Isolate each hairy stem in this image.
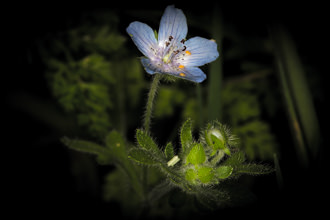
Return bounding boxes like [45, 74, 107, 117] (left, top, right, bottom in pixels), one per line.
[143, 74, 162, 132]
[140, 73, 162, 211]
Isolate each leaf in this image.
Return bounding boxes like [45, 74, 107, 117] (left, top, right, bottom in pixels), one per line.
[61, 137, 111, 164]
[207, 5, 223, 122]
[164, 142, 175, 159]
[197, 166, 214, 183]
[235, 164, 274, 175]
[128, 148, 161, 166]
[185, 169, 198, 183]
[136, 129, 161, 156]
[215, 166, 233, 179]
[186, 143, 206, 165]
[180, 118, 193, 152]
[271, 25, 320, 164]
[223, 151, 246, 167]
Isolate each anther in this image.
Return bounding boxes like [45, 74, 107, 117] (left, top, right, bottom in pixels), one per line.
[185, 50, 191, 55]
[179, 73, 186, 77]
[178, 65, 184, 69]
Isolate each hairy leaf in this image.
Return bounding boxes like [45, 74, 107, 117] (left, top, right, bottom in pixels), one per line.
[215, 166, 233, 179]
[61, 137, 111, 164]
[128, 148, 160, 166]
[180, 118, 193, 152]
[164, 142, 175, 159]
[197, 166, 214, 183]
[223, 151, 246, 167]
[235, 164, 274, 175]
[136, 129, 161, 156]
[186, 143, 206, 165]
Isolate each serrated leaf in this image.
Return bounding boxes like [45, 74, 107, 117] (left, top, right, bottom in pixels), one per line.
[215, 166, 233, 179]
[136, 129, 161, 156]
[61, 137, 111, 164]
[128, 148, 160, 166]
[180, 118, 193, 152]
[235, 164, 274, 175]
[164, 142, 175, 159]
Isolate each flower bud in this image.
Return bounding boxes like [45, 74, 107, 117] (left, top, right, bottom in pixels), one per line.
[205, 125, 231, 156]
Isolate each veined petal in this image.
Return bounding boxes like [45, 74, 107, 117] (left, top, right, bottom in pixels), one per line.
[176, 66, 206, 83]
[158, 5, 188, 46]
[181, 37, 219, 67]
[126, 21, 157, 58]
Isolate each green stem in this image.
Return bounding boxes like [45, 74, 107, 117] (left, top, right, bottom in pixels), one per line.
[143, 74, 162, 132]
[140, 73, 162, 210]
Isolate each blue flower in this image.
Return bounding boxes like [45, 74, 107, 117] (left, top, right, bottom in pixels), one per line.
[126, 5, 219, 83]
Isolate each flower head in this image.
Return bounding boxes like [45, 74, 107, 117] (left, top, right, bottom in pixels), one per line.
[126, 5, 219, 83]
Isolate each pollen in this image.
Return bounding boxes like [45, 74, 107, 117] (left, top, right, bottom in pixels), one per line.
[179, 73, 186, 77]
[185, 50, 191, 55]
[178, 65, 185, 69]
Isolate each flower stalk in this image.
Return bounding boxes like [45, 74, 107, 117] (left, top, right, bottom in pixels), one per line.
[143, 73, 162, 133]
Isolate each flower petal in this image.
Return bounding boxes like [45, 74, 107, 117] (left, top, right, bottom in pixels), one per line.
[126, 21, 157, 58]
[158, 5, 188, 46]
[181, 37, 219, 67]
[177, 66, 206, 83]
[141, 57, 158, 75]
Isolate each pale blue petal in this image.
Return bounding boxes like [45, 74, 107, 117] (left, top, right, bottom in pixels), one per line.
[141, 57, 157, 75]
[177, 66, 206, 83]
[126, 21, 157, 58]
[158, 5, 188, 45]
[182, 37, 219, 67]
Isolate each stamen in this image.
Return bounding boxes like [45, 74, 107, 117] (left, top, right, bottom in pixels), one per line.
[185, 50, 191, 55]
[179, 73, 186, 77]
[178, 65, 184, 69]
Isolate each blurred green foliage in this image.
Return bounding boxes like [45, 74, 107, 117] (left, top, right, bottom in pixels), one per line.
[43, 12, 146, 138]
[221, 79, 278, 160]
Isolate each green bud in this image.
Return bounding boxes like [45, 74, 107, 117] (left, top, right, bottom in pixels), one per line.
[186, 143, 206, 165]
[205, 126, 231, 156]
